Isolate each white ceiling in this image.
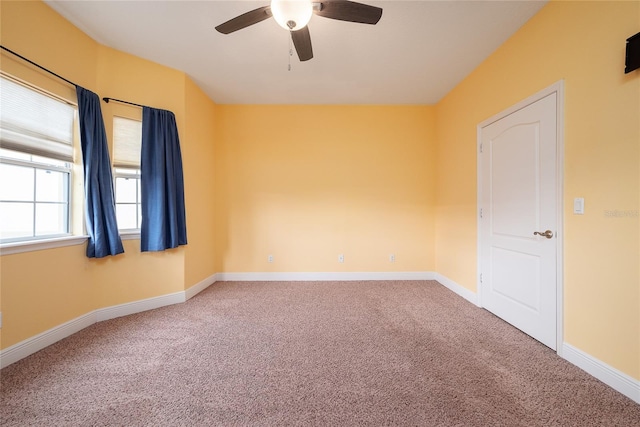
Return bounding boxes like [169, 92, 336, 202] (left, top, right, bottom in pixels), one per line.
[45, 0, 547, 105]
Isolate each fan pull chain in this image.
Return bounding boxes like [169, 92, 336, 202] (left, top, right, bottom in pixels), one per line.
[288, 36, 293, 71]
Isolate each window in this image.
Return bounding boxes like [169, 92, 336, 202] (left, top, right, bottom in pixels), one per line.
[112, 116, 142, 231]
[0, 75, 77, 244]
[114, 167, 141, 230]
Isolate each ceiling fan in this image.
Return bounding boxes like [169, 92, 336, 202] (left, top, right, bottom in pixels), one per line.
[215, 0, 383, 62]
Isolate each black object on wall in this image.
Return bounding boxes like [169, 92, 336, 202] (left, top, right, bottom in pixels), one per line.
[625, 32, 640, 74]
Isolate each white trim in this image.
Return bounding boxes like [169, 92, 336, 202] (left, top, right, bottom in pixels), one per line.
[95, 291, 185, 322]
[554, 82, 565, 354]
[562, 343, 640, 404]
[4, 273, 441, 368]
[0, 235, 88, 256]
[476, 120, 483, 309]
[185, 273, 217, 300]
[477, 80, 565, 353]
[4, 271, 638, 406]
[478, 81, 564, 128]
[0, 311, 96, 369]
[1, 274, 219, 368]
[119, 231, 140, 241]
[434, 273, 480, 306]
[216, 271, 436, 282]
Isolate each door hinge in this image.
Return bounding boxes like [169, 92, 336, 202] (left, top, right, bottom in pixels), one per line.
[480, 208, 483, 219]
[479, 142, 483, 153]
[480, 273, 483, 284]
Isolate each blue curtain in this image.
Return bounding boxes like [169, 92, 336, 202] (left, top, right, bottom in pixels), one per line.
[140, 107, 187, 251]
[76, 86, 124, 258]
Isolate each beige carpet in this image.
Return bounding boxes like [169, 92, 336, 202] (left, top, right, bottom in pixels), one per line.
[1, 280, 639, 426]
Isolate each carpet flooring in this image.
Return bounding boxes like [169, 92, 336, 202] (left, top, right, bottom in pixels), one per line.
[1, 280, 639, 426]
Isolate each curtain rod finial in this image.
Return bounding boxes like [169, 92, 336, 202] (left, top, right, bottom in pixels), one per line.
[100, 97, 145, 109]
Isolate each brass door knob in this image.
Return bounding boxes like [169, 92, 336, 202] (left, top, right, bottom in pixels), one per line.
[533, 230, 554, 239]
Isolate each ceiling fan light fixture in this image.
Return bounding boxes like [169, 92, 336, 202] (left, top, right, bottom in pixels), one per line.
[270, 0, 313, 31]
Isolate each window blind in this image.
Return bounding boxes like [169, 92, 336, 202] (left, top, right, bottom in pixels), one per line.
[113, 116, 142, 168]
[0, 75, 75, 162]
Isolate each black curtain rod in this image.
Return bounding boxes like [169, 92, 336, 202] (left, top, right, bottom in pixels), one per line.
[102, 97, 146, 109]
[2, 45, 157, 111]
[0, 45, 79, 87]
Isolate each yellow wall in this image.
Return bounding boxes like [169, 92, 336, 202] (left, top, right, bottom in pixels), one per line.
[0, 0, 217, 349]
[0, 245, 94, 349]
[95, 45, 188, 308]
[0, 0, 100, 349]
[184, 77, 217, 286]
[436, 1, 639, 379]
[214, 105, 436, 273]
[0, 0, 97, 90]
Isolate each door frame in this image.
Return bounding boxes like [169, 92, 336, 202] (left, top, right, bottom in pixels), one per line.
[476, 81, 565, 354]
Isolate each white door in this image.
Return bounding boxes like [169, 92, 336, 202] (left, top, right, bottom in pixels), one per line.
[479, 91, 559, 350]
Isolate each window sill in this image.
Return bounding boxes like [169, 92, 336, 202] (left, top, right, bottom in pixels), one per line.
[120, 230, 140, 240]
[0, 235, 88, 256]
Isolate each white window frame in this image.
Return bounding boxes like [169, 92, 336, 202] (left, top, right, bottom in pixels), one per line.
[0, 73, 86, 255]
[0, 152, 72, 242]
[114, 167, 142, 238]
[111, 114, 143, 238]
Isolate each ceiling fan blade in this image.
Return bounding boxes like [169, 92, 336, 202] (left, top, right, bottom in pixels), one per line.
[291, 26, 313, 61]
[314, 1, 382, 25]
[215, 6, 272, 34]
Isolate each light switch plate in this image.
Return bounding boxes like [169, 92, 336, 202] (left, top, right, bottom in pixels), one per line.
[574, 197, 585, 215]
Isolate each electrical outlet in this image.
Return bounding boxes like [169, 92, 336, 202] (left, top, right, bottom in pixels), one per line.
[338, 254, 344, 263]
[268, 255, 274, 263]
[389, 254, 395, 262]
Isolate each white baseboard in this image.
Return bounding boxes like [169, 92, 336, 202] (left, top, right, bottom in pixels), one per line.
[0, 271, 465, 369]
[216, 271, 437, 282]
[434, 273, 480, 306]
[6, 271, 638, 406]
[1, 271, 443, 367]
[1, 274, 217, 369]
[95, 291, 186, 322]
[185, 273, 217, 300]
[562, 343, 640, 404]
[0, 311, 96, 369]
